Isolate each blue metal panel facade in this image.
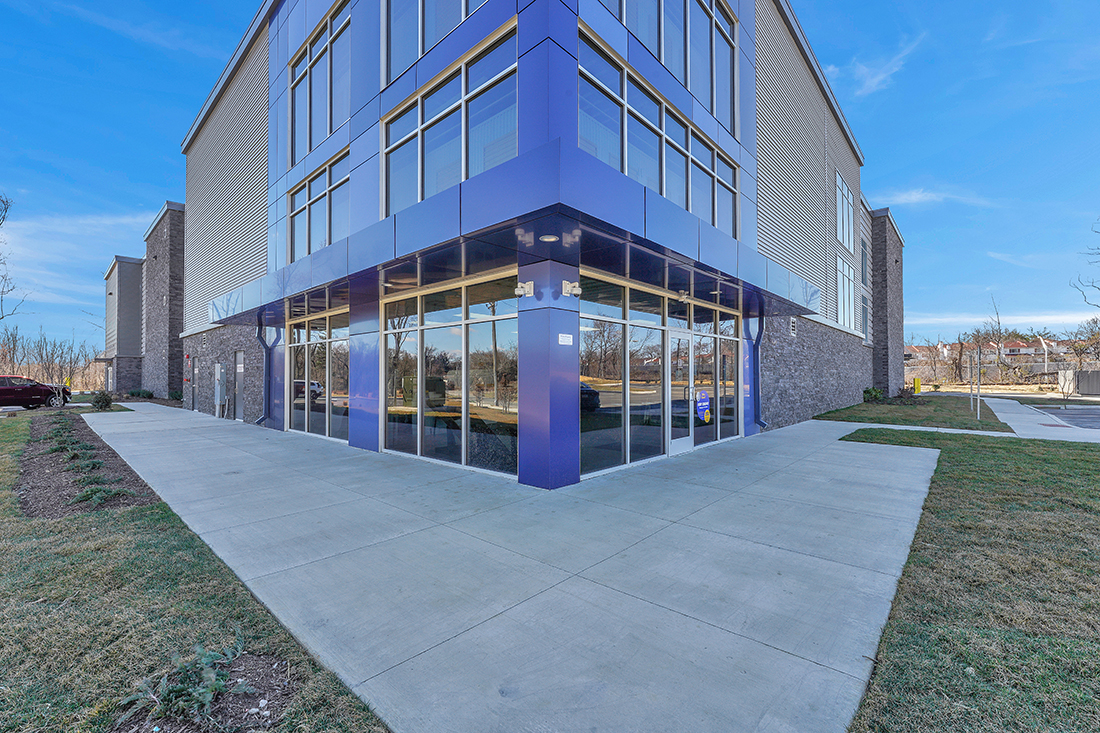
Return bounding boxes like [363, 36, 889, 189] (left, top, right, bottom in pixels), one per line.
[205, 0, 831, 487]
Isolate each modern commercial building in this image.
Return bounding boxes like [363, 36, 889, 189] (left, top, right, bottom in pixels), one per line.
[101, 201, 187, 398]
[180, 0, 904, 489]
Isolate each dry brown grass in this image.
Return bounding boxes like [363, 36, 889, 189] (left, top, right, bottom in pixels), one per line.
[845, 429, 1100, 732]
[0, 412, 390, 733]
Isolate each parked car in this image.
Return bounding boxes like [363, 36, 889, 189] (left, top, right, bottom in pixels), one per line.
[292, 379, 324, 400]
[0, 375, 71, 409]
[580, 382, 601, 412]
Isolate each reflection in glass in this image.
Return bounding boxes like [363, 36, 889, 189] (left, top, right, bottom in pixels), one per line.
[626, 0, 659, 57]
[467, 319, 518, 474]
[310, 49, 328, 147]
[331, 29, 351, 128]
[330, 180, 350, 243]
[628, 78, 660, 126]
[423, 110, 461, 198]
[719, 338, 738, 439]
[580, 277, 625, 319]
[665, 144, 687, 208]
[468, 32, 516, 92]
[467, 75, 517, 177]
[664, 0, 686, 83]
[388, 0, 417, 80]
[292, 80, 308, 165]
[467, 278, 518, 319]
[717, 182, 735, 238]
[668, 299, 689, 330]
[424, 0, 461, 50]
[580, 318, 624, 474]
[580, 38, 621, 93]
[691, 162, 713, 225]
[690, 0, 711, 111]
[715, 30, 733, 132]
[422, 288, 462, 325]
[670, 335, 690, 444]
[308, 318, 327, 341]
[424, 73, 461, 122]
[627, 115, 661, 192]
[308, 343, 327, 435]
[628, 289, 662, 325]
[309, 197, 327, 251]
[290, 345, 306, 432]
[693, 335, 716, 445]
[291, 210, 307, 262]
[386, 331, 418, 453]
[693, 306, 715, 334]
[387, 138, 418, 216]
[579, 78, 622, 171]
[422, 327, 463, 463]
[330, 311, 351, 340]
[386, 297, 418, 330]
[330, 339, 350, 441]
[629, 326, 663, 462]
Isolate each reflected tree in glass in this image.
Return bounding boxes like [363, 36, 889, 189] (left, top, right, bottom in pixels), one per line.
[386, 330, 418, 454]
[329, 339, 350, 441]
[467, 319, 518, 474]
[422, 327, 463, 464]
[629, 326, 663, 461]
[580, 318, 624, 473]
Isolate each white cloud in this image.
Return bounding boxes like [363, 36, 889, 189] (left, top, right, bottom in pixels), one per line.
[850, 33, 927, 97]
[986, 251, 1049, 269]
[55, 3, 226, 59]
[874, 188, 993, 207]
[907, 311, 1100, 329]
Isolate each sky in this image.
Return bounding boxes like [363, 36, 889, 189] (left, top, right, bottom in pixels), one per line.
[1, 0, 1099, 349]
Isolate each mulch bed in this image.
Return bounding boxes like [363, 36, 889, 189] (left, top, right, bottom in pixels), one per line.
[112, 655, 297, 733]
[15, 409, 160, 518]
[12, 408, 300, 731]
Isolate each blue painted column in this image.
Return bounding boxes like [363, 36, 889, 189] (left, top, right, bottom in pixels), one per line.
[517, 260, 581, 489]
[349, 273, 381, 451]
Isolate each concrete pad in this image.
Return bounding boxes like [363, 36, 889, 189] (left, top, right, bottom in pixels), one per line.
[174, 483, 364, 534]
[447, 492, 670, 573]
[682, 492, 919, 576]
[201, 498, 434, 580]
[581, 523, 897, 678]
[556, 472, 730, 521]
[376, 473, 539, 523]
[357, 577, 865, 733]
[247, 524, 570, 686]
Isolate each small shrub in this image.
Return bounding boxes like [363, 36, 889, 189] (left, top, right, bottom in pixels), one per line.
[63, 459, 104, 474]
[127, 389, 155, 399]
[168, 390, 183, 401]
[931, 383, 941, 391]
[896, 386, 915, 399]
[65, 450, 96, 462]
[863, 387, 883, 403]
[117, 633, 250, 729]
[91, 391, 112, 411]
[74, 474, 121, 487]
[69, 484, 135, 507]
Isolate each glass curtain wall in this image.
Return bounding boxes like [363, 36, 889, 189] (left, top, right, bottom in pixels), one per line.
[383, 276, 519, 474]
[287, 309, 351, 440]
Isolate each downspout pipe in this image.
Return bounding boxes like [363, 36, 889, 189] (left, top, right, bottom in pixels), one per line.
[254, 313, 282, 427]
[752, 314, 768, 430]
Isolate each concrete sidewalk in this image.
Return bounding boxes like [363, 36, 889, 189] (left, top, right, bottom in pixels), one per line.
[85, 404, 938, 733]
[982, 397, 1100, 443]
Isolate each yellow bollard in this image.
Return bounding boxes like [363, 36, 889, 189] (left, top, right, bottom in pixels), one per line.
[913, 377, 921, 394]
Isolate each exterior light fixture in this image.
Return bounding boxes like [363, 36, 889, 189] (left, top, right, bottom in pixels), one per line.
[515, 281, 535, 297]
[678, 290, 689, 303]
[562, 280, 582, 297]
[539, 235, 560, 243]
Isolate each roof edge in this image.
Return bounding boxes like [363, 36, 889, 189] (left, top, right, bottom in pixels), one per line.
[143, 201, 186, 241]
[871, 207, 906, 247]
[771, 0, 865, 166]
[181, 0, 275, 153]
[104, 255, 145, 281]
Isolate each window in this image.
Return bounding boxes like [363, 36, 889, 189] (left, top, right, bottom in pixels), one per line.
[578, 34, 737, 236]
[860, 238, 869, 285]
[289, 154, 351, 262]
[388, 0, 490, 81]
[617, 0, 737, 133]
[836, 172, 854, 252]
[837, 256, 856, 330]
[861, 295, 869, 338]
[288, 305, 350, 440]
[291, 4, 351, 166]
[384, 31, 517, 217]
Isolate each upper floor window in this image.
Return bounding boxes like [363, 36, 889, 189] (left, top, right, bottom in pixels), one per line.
[290, 154, 350, 262]
[607, 0, 738, 134]
[837, 256, 856, 330]
[579, 34, 737, 238]
[291, 4, 351, 166]
[384, 30, 517, 217]
[860, 238, 870, 286]
[388, 0, 490, 82]
[836, 172, 854, 252]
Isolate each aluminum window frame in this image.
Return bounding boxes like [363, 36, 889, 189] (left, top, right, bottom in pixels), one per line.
[290, 3, 351, 166]
[381, 26, 518, 218]
[285, 304, 352, 439]
[579, 29, 738, 237]
[387, 0, 492, 82]
[288, 152, 351, 263]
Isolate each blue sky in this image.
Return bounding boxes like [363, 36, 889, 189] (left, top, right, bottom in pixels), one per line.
[1, 0, 1099, 349]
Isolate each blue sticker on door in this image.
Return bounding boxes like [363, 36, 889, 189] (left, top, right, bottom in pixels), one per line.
[696, 390, 711, 423]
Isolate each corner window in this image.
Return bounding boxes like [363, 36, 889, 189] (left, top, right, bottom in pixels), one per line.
[836, 172, 855, 252]
[384, 30, 517, 217]
[289, 154, 351, 262]
[291, 4, 351, 166]
[579, 33, 737, 237]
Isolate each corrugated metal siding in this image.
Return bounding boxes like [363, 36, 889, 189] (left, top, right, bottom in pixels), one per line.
[183, 36, 269, 333]
[105, 270, 118, 357]
[755, 0, 830, 316]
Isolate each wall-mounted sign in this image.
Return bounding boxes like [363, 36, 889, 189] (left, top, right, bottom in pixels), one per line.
[558, 333, 573, 346]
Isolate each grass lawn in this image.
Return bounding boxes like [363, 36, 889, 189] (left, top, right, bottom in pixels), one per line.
[0, 412, 389, 732]
[815, 394, 1013, 432]
[845, 429, 1100, 732]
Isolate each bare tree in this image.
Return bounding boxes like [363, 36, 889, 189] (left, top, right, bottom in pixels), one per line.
[1062, 324, 1091, 370]
[1071, 217, 1100, 307]
[0, 193, 28, 321]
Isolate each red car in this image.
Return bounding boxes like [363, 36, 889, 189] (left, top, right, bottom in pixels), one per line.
[0, 375, 71, 409]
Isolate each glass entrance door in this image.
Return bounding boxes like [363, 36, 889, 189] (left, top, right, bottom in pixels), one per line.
[693, 335, 718, 446]
[669, 333, 693, 454]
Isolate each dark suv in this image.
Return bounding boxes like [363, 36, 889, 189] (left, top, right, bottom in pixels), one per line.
[0, 376, 71, 409]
